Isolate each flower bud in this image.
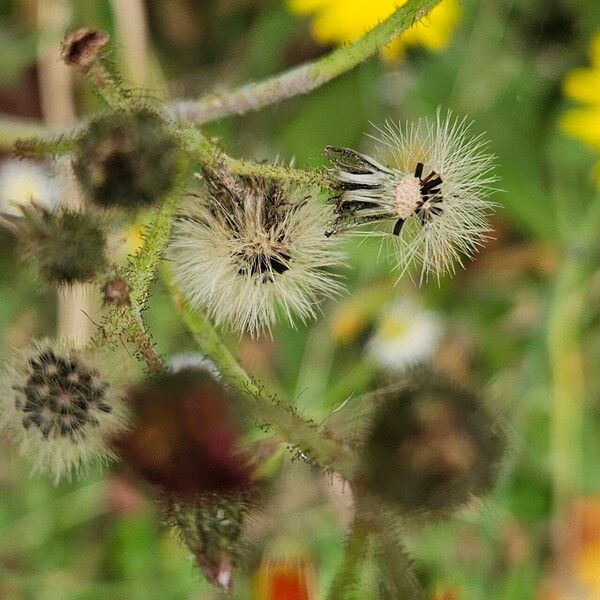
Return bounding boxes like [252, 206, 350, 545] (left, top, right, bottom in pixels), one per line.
[6, 203, 107, 285]
[114, 369, 253, 495]
[74, 110, 183, 210]
[359, 371, 505, 516]
[61, 28, 109, 69]
[164, 493, 249, 592]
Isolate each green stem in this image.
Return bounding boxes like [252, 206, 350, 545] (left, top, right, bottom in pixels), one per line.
[181, 127, 332, 187]
[548, 254, 587, 511]
[168, 0, 441, 124]
[327, 517, 371, 600]
[548, 196, 600, 512]
[0, 115, 50, 149]
[169, 283, 356, 478]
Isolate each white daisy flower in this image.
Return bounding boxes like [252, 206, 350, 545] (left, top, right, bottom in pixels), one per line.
[0, 159, 59, 216]
[366, 299, 443, 372]
[169, 170, 345, 336]
[326, 110, 498, 282]
[0, 340, 128, 484]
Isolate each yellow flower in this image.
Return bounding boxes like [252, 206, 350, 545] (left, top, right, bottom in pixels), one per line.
[287, 0, 460, 60]
[561, 32, 600, 183]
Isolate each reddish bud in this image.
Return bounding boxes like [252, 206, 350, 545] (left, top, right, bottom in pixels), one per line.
[115, 370, 252, 495]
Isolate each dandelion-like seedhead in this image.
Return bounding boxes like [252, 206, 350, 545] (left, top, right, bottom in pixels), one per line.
[74, 110, 183, 210]
[360, 370, 505, 516]
[3, 204, 107, 285]
[169, 170, 345, 336]
[326, 111, 498, 281]
[0, 340, 127, 483]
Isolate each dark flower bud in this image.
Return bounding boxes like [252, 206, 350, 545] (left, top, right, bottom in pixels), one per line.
[74, 110, 183, 210]
[359, 371, 505, 516]
[61, 29, 109, 69]
[114, 369, 253, 495]
[6, 203, 107, 285]
[164, 493, 249, 592]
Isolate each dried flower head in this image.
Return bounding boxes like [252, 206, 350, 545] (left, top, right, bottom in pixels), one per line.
[326, 111, 497, 281]
[360, 370, 505, 516]
[0, 340, 127, 483]
[61, 28, 109, 69]
[164, 493, 249, 592]
[74, 110, 183, 210]
[3, 203, 107, 285]
[169, 170, 345, 335]
[114, 369, 253, 495]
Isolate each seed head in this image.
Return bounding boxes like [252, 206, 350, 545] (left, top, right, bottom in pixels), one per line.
[0, 340, 127, 483]
[360, 370, 505, 516]
[5, 203, 107, 285]
[326, 110, 498, 282]
[74, 110, 183, 210]
[169, 170, 345, 336]
[114, 369, 253, 495]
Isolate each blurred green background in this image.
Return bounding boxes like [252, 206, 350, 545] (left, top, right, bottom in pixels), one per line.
[1, 0, 600, 598]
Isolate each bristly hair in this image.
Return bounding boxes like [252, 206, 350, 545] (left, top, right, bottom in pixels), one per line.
[326, 109, 498, 283]
[169, 169, 345, 336]
[0, 340, 128, 484]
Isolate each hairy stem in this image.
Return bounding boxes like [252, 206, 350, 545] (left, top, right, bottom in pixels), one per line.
[327, 517, 371, 600]
[0, 115, 50, 149]
[168, 0, 441, 124]
[168, 283, 356, 478]
[182, 128, 333, 187]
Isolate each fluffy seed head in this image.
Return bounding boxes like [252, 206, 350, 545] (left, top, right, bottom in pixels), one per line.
[164, 493, 249, 592]
[74, 110, 182, 210]
[5, 203, 107, 284]
[114, 369, 253, 495]
[359, 370, 505, 516]
[326, 110, 498, 282]
[0, 340, 127, 483]
[169, 170, 345, 336]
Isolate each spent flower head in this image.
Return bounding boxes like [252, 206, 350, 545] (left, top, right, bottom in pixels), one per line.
[326, 110, 498, 282]
[360, 369, 505, 516]
[0, 340, 127, 483]
[74, 109, 183, 210]
[169, 169, 345, 336]
[3, 203, 107, 285]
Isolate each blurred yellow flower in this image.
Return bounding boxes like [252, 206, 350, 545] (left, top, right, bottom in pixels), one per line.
[287, 0, 460, 60]
[561, 32, 600, 185]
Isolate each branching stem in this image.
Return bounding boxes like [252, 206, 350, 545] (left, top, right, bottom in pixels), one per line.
[168, 0, 442, 124]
